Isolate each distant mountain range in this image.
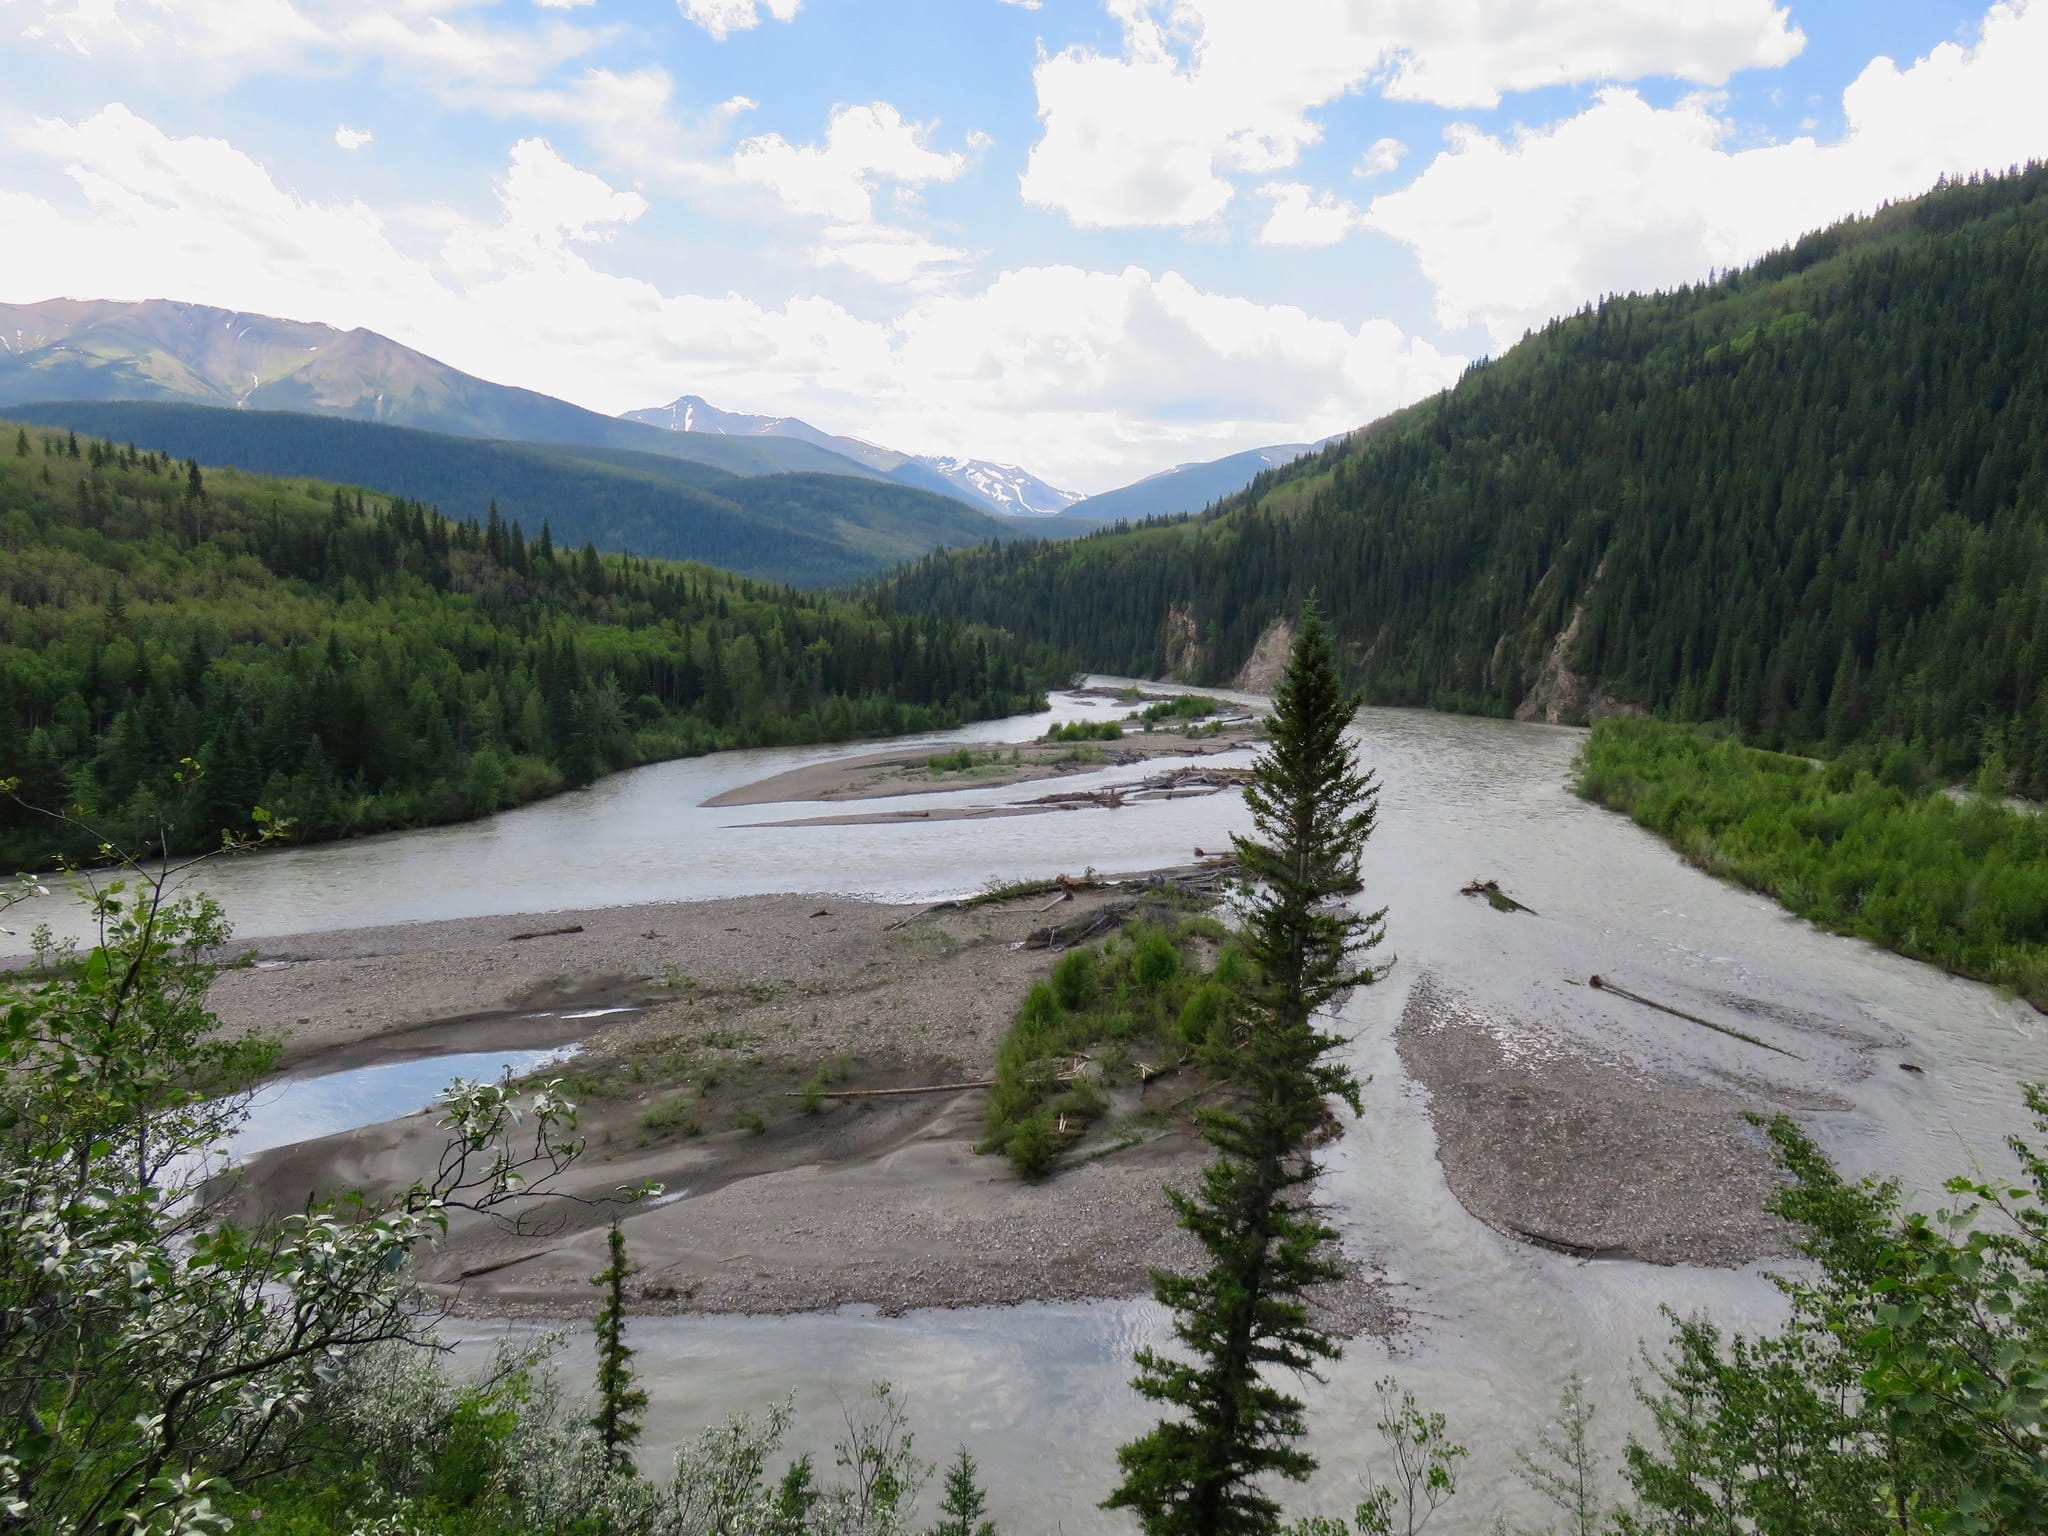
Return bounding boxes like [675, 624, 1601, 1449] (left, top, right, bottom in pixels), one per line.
[0, 298, 876, 481]
[5, 398, 1052, 588]
[0, 295, 1323, 536]
[623, 394, 1084, 519]
[1063, 441, 1330, 523]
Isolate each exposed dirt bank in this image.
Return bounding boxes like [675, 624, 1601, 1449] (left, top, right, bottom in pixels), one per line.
[216, 886, 1394, 1335]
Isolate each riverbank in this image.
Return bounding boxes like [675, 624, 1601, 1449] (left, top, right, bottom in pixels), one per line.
[1575, 716, 2048, 1014]
[213, 884, 1392, 1333]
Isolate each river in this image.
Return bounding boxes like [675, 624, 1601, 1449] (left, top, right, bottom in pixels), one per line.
[13, 687, 2045, 1530]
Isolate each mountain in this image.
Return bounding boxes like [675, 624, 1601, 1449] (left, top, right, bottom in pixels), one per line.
[880, 165, 2048, 797]
[1064, 442, 1322, 523]
[0, 416, 1039, 864]
[6, 400, 1037, 589]
[0, 298, 883, 481]
[623, 392, 1084, 518]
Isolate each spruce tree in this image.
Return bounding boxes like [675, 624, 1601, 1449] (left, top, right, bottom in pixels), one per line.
[929, 1447, 999, 1536]
[590, 1218, 648, 1471]
[1106, 601, 1385, 1535]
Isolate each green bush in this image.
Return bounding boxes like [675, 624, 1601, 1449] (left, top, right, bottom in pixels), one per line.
[926, 747, 977, 772]
[1051, 947, 1099, 1009]
[1004, 1113, 1061, 1179]
[1577, 716, 2048, 1010]
[1046, 719, 1123, 742]
[1132, 925, 1182, 992]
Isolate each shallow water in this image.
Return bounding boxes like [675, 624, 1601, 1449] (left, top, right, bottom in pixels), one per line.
[229, 1044, 582, 1160]
[22, 686, 2048, 1529]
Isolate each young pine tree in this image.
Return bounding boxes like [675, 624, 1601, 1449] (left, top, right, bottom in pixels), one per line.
[1107, 601, 1386, 1536]
[929, 1447, 999, 1536]
[590, 1217, 649, 1471]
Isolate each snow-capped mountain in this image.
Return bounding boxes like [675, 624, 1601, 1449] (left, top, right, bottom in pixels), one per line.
[623, 393, 1082, 518]
[918, 455, 1085, 517]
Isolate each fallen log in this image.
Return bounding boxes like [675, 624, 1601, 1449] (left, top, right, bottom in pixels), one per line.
[787, 1080, 994, 1099]
[1588, 974, 1804, 1059]
[507, 923, 584, 942]
[1461, 879, 1537, 915]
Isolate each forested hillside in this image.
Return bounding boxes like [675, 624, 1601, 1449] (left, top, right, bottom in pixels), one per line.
[0, 423, 1040, 864]
[4, 400, 1026, 588]
[882, 166, 2048, 795]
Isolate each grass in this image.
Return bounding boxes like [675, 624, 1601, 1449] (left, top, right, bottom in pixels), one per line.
[982, 917, 1247, 1179]
[1576, 716, 2048, 1012]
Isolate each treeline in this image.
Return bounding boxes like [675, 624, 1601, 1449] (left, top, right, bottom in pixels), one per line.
[4, 399, 1018, 588]
[880, 164, 2048, 795]
[0, 424, 1041, 864]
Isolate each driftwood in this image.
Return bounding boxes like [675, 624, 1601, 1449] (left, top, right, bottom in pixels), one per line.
[787, 1080, 994, 1099]
[1022, 764, 1251, 811]
[507, 923, 584, 942]
[1588, 974, 1804, 1059]
[1461, 879, 1537, 915]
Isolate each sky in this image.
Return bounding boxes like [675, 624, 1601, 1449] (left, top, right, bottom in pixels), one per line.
[0, 1, 2044, 494]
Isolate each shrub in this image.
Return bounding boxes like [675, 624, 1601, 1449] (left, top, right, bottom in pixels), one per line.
[1051, 947, 1099, 1009]
[1131, 925, 1182, 992]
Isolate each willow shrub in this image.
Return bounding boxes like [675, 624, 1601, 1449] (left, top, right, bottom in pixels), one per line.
[1576, 716, 2048, 1011]
[983, 918, 1226, 1178]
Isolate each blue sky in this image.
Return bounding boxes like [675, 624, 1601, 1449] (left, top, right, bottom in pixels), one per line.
[0, 0, 2042, 491]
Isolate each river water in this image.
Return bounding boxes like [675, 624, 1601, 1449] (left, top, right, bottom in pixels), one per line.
[14, 687, 2046, 1530]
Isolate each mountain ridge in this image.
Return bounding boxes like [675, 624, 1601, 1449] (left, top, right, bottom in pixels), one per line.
[0, 298, 888, 483]
[623, 392, 1084, 518]
[879, 165, 2048, 796]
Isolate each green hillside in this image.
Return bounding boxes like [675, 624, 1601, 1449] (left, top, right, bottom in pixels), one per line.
[0, 421, 1041, 866]
[3, 400, 1023, 588]
[882, 166, 2048, 796]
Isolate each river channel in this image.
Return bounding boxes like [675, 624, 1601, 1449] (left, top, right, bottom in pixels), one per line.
[13, 686, 2045, 1530]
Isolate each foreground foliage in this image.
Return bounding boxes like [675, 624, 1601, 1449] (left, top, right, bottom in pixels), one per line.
[884, 165, 2048, 795]
[1109, 604, 1384, 1534]
[1620, 1103, 2048, 1534]
[0, 425, 1040, 865]
[1576, 716, 2048, 1011]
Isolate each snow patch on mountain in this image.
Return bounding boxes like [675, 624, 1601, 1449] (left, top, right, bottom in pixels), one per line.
[623, 392, 1082, 518]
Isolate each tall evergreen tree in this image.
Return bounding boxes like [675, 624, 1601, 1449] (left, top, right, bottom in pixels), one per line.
[1106, 602, 1386, 1536]
[590, 1218, 649, 1472]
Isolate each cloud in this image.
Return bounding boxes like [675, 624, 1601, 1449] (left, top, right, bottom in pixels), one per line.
[6, 0, 613, 100]
[1356, 137, 1405, 178]
[334, 125, 373, 151]
[811, 225, 973, 289]
[732, 102, 972, 223]
[1256, 183, 1362, 247]
[1368, 0, 2048, 346]
[1021, 0, 1803, 228]
[0, 104, 1461, 490]
[677, 0, 800, 40]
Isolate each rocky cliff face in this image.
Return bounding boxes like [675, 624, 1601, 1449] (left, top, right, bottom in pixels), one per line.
[1513, 602, 1642, 725]
[1233, 617, 1294, 694]
[1162, 602, 1204, 680]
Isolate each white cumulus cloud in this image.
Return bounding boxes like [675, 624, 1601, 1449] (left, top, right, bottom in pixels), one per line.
[334, 125, 373, 150]
[732, 102, 972, 223]
[1021, 0, 1804, 228]
[1256, 183, 1363, 247]
[1368, 0, 2048, 346]
[678, 0, 800, 40]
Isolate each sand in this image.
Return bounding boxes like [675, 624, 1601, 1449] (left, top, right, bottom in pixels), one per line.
[702, 722, 1260, 808]
[214, 884, 1395, 1335]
